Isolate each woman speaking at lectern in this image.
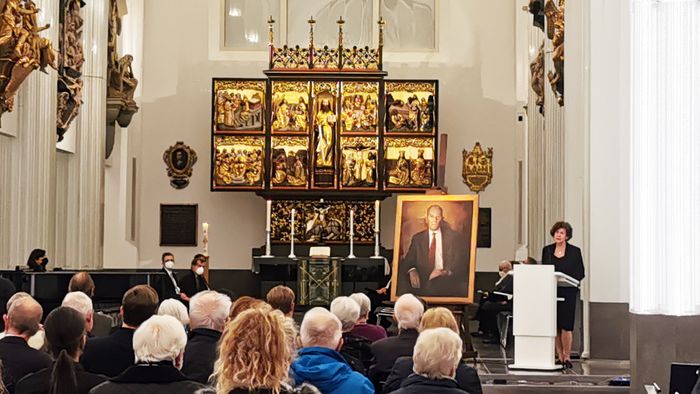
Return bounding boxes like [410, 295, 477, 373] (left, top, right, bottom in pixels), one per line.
[541, 221, 585, 370]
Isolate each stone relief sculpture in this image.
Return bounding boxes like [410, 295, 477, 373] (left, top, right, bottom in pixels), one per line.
[56, 0, 85, 141]
[0, 0, 56, 117]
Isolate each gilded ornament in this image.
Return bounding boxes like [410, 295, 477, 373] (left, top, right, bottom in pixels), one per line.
[270, 200, 375, 243]
[530, 42, 545, 114]
[544, 0, 564, 105]
[163, 141, 198, 189]
[385, 138, 434, 189]
[213, 136, 265, 189]
[271, 136, 309, 188]
[341, 82, 379, 133]
[340, 137, 378, 189]
[214, 79, 265, 133]
[462, 142, 493, 193]
[56, 0, 86, 141]
[271, 81, 309, 134]
[106, 0, 139, 130]
[385, 81, 436, 133]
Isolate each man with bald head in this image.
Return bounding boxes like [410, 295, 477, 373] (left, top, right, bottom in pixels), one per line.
[399, 204, 470, 297]
[0, 295, 51, 392]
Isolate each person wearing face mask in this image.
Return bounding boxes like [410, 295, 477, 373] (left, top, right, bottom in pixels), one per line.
[153, 252, 182, 302]
[177, 256, 210, 304]
[26, 249, 49, 272]
[473, 261, 513, 344]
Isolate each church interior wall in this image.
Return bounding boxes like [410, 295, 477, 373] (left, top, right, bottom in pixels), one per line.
[115, 0, 521, 271]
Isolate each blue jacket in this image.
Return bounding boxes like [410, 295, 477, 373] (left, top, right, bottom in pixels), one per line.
[291, 347, 374, 394]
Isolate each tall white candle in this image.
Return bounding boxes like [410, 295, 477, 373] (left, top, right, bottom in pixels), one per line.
[266, 200, 272, 231]
[350, 209, 354, 236]
[290, 209, 296, 237]
[203, 222, 209, 237]
[374, 200, 380, 232]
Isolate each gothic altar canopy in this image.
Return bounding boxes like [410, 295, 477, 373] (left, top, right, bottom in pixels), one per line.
[210, 17, 439, 200]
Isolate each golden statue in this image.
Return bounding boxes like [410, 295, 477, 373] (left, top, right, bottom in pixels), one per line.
[286, 154, 307, 186]
[410, 149, 430, 185]
[315, 98, 336, 167]
[294, 98, 307, 130]
[272, 98, 289, 129]
[389, 151, 410, 186]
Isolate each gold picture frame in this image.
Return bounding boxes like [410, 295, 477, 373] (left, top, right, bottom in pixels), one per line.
[391, 194, 479, 304]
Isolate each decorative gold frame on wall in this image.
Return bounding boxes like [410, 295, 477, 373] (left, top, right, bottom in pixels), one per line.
[462, 142, 494, 193]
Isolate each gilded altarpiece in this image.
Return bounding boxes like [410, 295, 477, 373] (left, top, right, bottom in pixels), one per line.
[213, 79, 266, 133]
[271, 200, 375, 244]
[213, 135, 265, 189]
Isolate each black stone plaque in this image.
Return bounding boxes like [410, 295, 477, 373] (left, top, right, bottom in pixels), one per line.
[160, 204, 198, 246]
[477, 207, 491, 248]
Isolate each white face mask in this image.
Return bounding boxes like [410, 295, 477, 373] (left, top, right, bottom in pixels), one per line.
[195, 266, 205, 276]
[164, 261, 174, 269]
[498, 271, 506, 278]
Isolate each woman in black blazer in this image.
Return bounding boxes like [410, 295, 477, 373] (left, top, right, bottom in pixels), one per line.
[541, 221, 585, 369]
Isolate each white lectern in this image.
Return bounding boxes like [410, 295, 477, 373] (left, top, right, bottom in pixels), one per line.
[508, 264, 580, 370]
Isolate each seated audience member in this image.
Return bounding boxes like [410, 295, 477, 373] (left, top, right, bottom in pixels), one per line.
[26, 249, 48, 272]
[330, 296, 373, 373]
[15, 307, 107, 394]
[181, 290, 232, 383]
[370, 294, 425, 384]
[154, 252, 183, 301]
[177, 256, 210, 303]
[390, 328, 467, 394]
[349, 292, 387, 342]
[69, 272, 113, 338]
[0, 295, 51, 392]
[213, 308, 318, 394]
[0, 275, 16, 332]
[291, 308, 373, 394]
[90, 315, 207, 393]
[474, 261, 513, 343]
[384, 307, 482, 394]
[62, 291, 95, 336]
[158, 299, 190, 329]
[0, 293, 45, 350]
[81, 285, 159, 377]
[228, 296, 270, 322]
[266, 285, 295, 318]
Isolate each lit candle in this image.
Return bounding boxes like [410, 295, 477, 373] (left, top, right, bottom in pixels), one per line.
[266, 200, 272, 231]
[374, 200, 380, 232]
[203, 222, 209, 237]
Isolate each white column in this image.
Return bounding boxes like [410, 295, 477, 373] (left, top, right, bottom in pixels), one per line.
[54, 0, 109, 269]
[0, 0, 59, 268]
[630, 0, 700, 315]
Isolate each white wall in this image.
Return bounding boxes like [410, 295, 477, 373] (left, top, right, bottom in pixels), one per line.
[113, 0, 519, 270]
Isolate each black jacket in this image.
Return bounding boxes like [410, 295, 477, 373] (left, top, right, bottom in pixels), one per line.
[0, 336, 52, 393]
[370, 329, 419, 383]
[541, 243, 585, 281]
[153, 268, 180, 301]
[14, 361, 107, 394]
[340, 332, 374, 374]
[81, 327, 135, 377]
[384, 357, 482, 394]
[177, 271, 209, 298]
[390, 373, 468, 394]
[0, 276, 16, 331]
[90, 362, 207, 394]
[181, 328, 221, 383]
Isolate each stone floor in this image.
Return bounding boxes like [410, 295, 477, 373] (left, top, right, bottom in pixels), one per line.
[470, 334, 631, 393]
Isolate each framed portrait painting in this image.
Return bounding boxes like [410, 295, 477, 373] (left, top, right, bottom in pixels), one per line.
[391, 195, 479, 304]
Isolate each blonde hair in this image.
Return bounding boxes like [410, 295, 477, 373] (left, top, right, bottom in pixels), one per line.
[213, 308, 291, 393]
[412, 327, 462, 379]
[419, 307, 458, 333]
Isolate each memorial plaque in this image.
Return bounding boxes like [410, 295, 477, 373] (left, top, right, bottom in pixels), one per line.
[477, 207, 492, 248]
[160, 204, 198, 246]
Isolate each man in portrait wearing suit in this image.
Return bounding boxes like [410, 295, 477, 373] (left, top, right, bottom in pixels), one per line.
[399, 204, 470, 297]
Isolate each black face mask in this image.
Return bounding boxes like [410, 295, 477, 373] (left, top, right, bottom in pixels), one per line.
[41, 257, 49, 266]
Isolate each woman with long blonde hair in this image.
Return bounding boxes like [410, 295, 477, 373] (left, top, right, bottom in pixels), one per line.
[212, 308, 316, 394]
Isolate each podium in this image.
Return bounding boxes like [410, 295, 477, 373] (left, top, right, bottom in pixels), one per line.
[509, 264, 580, 371]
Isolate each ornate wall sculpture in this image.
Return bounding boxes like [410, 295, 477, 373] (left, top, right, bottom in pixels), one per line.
[106, 0, 138, 128]
[214, 79, 265, 133]
[462, 142, 493, 193]
[544, 0, 564, 105]
[163, 141, 197, 189]
[385, 137, 434, 190]
[213, 135, 265, 190]
[385, 81, 436, 134]
[271, 136, 308, 189]
[56, 0, 85, 141]
[530, 42, 545, 114]
[0, 0, 56, 117]
[271, 200, 375, 244]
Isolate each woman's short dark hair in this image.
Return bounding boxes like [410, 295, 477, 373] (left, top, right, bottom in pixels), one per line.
[26, 249, 46, 270]
[550, 221, 573, 240]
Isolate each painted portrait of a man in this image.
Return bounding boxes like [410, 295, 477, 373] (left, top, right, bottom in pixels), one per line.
[392, 195, 478, 303]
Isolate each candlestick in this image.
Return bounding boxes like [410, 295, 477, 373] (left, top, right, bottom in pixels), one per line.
[374, 200, 380, 232]
[371, 229, 382, 259]
[265, 200, 272, 231]
[289, 209, 296, 258]
[348, 209, 356, 258]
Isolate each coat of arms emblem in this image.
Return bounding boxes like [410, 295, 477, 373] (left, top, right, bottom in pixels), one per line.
[163, 141, 198, 189]
[462, 142, 493, 193]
